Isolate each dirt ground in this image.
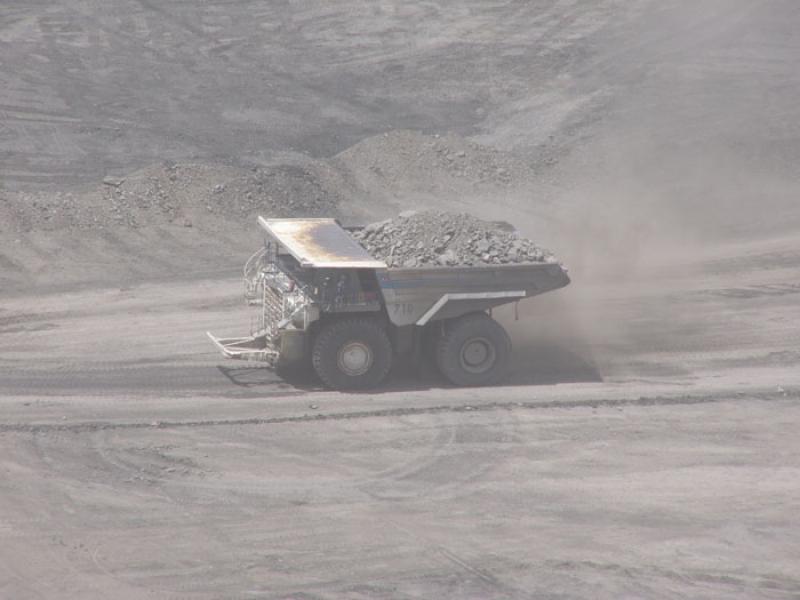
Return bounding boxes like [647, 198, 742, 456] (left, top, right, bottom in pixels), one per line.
[3, 1, 800, 599]
[2, 230, 799, 599]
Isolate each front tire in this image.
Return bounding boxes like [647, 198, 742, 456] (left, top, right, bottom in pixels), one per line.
[435, 313, 511, 386]
[312, 318, 392, 390]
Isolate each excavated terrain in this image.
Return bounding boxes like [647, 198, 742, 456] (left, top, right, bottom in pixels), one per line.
[2, 2, 800, 599]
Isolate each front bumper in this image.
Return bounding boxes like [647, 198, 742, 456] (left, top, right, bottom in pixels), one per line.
[206, 331, 279, 364]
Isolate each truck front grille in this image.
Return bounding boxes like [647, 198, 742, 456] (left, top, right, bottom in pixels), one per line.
[261, 285, 284, 339]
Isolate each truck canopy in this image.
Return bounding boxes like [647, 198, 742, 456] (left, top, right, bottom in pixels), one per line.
[258, 217, 386, 269]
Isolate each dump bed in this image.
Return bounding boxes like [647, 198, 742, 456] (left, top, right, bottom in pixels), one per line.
[377, 262, 570, 326]
[253, 216, 569, 327]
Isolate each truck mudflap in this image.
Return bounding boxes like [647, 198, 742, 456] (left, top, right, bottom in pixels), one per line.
[206, 331, 278, 364]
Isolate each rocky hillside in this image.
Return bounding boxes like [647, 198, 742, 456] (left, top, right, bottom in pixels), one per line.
[0, 131, 550, 290]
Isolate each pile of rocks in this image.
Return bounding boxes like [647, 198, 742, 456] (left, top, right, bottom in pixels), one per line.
[351, 210, 556, 268]
[334, 130, 533, 193]
[2, 161, 343, 234]
[208, 164, 340, 220]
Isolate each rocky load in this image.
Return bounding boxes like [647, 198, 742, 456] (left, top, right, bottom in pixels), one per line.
[350, 210, 556, 268]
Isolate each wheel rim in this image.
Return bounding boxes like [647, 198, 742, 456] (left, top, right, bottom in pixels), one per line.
[459, 337, 496, 374]
[337, 341, 373, 376]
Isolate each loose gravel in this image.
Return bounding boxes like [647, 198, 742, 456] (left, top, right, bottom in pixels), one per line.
[351, 210, 556, 268]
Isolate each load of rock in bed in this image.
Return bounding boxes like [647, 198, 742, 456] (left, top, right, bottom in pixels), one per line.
[351, 210, 556, 268]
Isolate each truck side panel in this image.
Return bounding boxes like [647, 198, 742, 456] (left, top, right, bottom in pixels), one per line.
[377, 263, 570, 326]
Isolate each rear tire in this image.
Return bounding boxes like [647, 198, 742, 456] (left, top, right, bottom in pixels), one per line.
[435, 312, 511, 386]
[312, 318, 392, 390]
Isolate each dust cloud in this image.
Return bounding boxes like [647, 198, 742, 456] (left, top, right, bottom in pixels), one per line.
[494, 0, 800, 382]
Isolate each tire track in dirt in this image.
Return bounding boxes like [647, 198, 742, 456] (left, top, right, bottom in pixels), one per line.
[81, 410, 520, 508]
[1, 388, 795, 434]
[388, 517, 531, 600]
[355, 411, 521, 502]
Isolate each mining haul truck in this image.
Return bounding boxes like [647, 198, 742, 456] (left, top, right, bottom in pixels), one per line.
[207, 217, 570, 390]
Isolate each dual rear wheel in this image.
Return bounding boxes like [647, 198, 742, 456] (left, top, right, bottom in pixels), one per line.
[434, 312, 512, 386]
